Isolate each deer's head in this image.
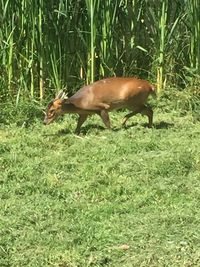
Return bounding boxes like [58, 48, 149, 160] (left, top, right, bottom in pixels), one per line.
[44, 91, 68, 125]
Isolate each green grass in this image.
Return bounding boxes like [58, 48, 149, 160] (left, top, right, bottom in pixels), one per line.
[1, 110, 200, 267]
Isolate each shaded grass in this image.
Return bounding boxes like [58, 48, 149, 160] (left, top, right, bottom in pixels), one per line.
[0, 111, 200, 266]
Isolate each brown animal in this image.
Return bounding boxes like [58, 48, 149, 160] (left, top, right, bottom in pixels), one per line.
[44, 77, 156, 134]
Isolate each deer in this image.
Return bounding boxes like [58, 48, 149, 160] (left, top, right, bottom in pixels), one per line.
[44, 77, 156, 134]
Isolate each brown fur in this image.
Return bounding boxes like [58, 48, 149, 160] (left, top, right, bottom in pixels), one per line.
[44, 77, 155, 134]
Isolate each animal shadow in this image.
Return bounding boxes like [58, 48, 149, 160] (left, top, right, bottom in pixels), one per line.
[57, 128, 71, 135]
[80, 124, 106, 134]
[120, 121, 174, 130]
[153, 121, 174, 129]
[50, 121, 173, 136]
[56, 124, 106, 135]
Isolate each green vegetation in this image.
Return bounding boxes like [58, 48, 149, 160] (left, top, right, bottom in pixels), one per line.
[0, 1, 200, 266]
[0, 0, 200, 101]
[1, 109, 200, 266]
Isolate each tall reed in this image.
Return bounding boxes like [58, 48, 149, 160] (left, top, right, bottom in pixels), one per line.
[187, 0, 200, 78]
[0, 0, 199, 102]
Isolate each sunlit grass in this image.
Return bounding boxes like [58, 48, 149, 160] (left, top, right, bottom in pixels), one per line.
[1, 111, 200, 266]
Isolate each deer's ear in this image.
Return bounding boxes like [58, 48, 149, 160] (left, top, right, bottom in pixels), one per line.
[55, 90, 68, 100]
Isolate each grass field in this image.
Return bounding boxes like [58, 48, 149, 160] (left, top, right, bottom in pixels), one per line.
[1, 109, 200, 267]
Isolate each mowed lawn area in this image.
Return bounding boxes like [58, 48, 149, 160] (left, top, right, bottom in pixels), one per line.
[0, 110, 200, 267]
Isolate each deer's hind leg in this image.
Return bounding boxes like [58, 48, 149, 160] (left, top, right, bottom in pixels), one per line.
[122, 105, 153, 128]
[140, 105, 153, 128]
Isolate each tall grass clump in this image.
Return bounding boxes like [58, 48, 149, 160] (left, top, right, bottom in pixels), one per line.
[0, 0, 200, 102]
[183, 0, 200, 87]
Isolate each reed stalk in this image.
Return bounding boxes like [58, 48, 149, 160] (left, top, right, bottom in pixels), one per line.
[187, 0, 200, 75]
[156, 0, 168, 93]
[38, 0, 44, 99]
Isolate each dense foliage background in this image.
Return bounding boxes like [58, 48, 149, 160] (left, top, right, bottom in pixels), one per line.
[0, 0, 200, 102]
